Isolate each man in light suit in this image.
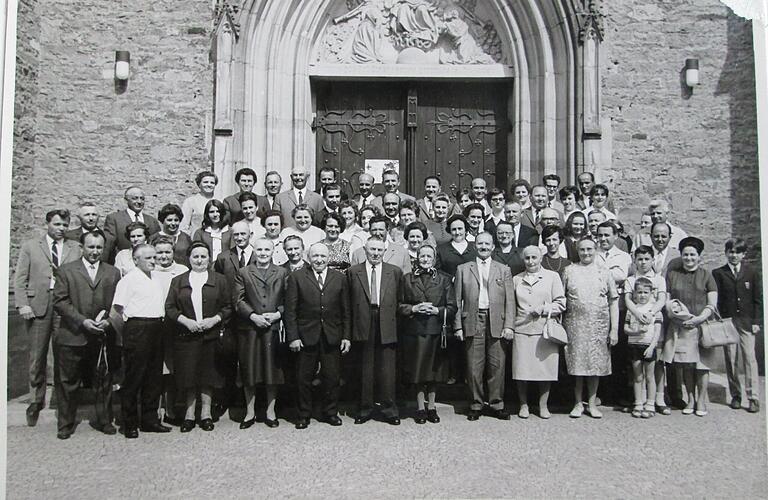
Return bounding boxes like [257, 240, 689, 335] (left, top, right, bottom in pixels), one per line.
[454, 232, 514, 421]
[13, 209, 82, 426]
[285, 242, 351, 429]
[103, 186, 161, 263]
[348, 236, 403, 425]
[64, 202, 100, 242]
[650, 222, 680, 275]
[350, 215, 411, 273]
[521, 186, 563, 230]
[273, 166, 325, 227]
[52, 230, 121, 439]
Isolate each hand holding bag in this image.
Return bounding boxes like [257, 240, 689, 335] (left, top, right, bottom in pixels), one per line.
[699, 308, 739, 348]
[542, 306, 568, 345]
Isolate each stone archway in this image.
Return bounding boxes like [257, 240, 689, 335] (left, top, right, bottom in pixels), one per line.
[211, 0, 606, 197]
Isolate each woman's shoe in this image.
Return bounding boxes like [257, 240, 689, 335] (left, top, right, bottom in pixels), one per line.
[426, 409, 440, 423]
[655, 404, 671, 416]
[265, 417, 279, 428]
[631, 407, 644, 418]
[414, 410, 427, 424]
[200, 418, 215, 431]
[682, 407, 694, 415]
[694, 409, 708, 417]
[569, 404, 583, 418]
[239, 417, 256, 430]
[518, 404, 530, 419]
[180, 419, 195, 433]
[539, 407, 551, 419]
[585, 406, 602, 419]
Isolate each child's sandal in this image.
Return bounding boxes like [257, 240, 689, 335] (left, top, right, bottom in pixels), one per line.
[631, 408, 644, 418]
[643, 404, 656, 418]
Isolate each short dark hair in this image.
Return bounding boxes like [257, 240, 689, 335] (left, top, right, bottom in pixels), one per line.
[541, 225, 563, 242]
[186, 240, 211, 259]
[559, 185, 579, 200]
[124, 221, 149, 240]
[510, 178, 532, 195]
[318, 166, 337, 179]
[320, 211, 346, 232]
[358, 205, 379, 226]
[368, 214, 391, 230]
[238, 191, 259, 206]
[634, 276, 654, 291]
[157, 203, 183, 223]
[495, 220, 514, 232]
[80, 228, 106, 246]
[543, 174, 561, 185]
[322, 183, 341, 197]
[195, 170, 218, 187]
[291, 203, 314, 219]
[234, 167, 257, 184]
[445, 214, 468, 233]
[486, 187, 505, 202]
[399, 199, 421, 217]
[338, 200, 359, 219]
[424, 175, 441, 186]
[259, 209, 283, 228]
[590, 184, 609, 197]
[45, 209, 71, 223]
[596, 220, 617, 235]
[724, 238, 748, 253]
[463, 203, 485, 218]
[404, 221, 428, 240]
[634, 245, 655, 258]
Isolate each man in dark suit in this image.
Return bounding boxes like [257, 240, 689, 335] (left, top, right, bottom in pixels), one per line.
[712, 238, 762, 413]
[64, 202, 100, 241]
[103, 186, 161, 263]
[51, 230, 121, 439]
[222, 167, 266, 223]
[650, 222, 680, 275]
[347, 236, 403, 425]
[13, 209, 82, 426]
[370, 169, 415, 213]
[285, 242, 351, 429]
[273, 166, 325, 227]
[312, 183, 342, 227]
[504, 202, 539, 248]
[454, 232, 515, 421]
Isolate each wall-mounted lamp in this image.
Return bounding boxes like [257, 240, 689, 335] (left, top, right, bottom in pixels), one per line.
[684, 58, 699, 88]
[115, 51, 130, 80]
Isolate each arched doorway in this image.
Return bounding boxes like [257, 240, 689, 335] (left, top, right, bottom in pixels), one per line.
[210, 0, 605, 198]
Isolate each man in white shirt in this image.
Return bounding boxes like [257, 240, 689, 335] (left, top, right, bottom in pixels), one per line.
[351, 215, 411, 272]
[64, 202, 101, 241]
[503, 202, 539, 248]
[264, 171, 283, 211]
[103, 186, 161, 263]
[595, 221, 632, 293]
[543, 174, 565, 212]
[111, 244, 170, 438]
[273, 166, 324, 227]
[354, 173, 377, 209]
[649, 222, 680, 276]
[483, 188, 506, 236]
[648, 199, 688, 251]
[470, 177, 492, 214]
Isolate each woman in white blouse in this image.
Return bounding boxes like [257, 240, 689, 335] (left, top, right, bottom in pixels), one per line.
[180, 171, 218, 236]
[114, 221, 148, 276]
[192, 199, 231, 262]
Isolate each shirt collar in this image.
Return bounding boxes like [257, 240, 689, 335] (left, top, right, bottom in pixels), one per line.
[126, 208, 143, 220]
[82, 257, 99, 271]
[294, 187, 306, 198]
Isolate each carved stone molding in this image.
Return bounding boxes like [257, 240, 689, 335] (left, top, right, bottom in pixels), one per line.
[214, 0, 241, 40]
[577, 0, 604, 44]
[318, 0, 504, 65]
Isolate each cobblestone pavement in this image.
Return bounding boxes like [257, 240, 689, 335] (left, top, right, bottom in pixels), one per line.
[6, 397, 767, 499]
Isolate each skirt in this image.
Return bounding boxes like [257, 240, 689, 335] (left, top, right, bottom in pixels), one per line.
[173, 336, 223, 390]
[663, 322, 718, 371]
[238, 328, 285, 386]
[512, 333, 559, 381]
[401, 334, 448, 384]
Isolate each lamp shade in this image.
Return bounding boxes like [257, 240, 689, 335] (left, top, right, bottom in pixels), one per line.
[684, 58, 699, 87]
[115, 51, 130, 80]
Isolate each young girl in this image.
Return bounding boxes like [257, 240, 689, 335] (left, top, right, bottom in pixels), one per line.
[624, 278, 663, 418]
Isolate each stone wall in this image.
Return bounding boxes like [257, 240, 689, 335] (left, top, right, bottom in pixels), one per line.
[601, 1, 760, 269]
[10, 0, 215, 263]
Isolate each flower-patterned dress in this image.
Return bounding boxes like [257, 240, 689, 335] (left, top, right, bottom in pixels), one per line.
[562, 262, 618, 376]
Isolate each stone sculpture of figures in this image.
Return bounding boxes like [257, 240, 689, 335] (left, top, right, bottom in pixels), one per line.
[351, 5, 386, 63]
[440, 8, 494, 64]
[387, 0, 441, 48]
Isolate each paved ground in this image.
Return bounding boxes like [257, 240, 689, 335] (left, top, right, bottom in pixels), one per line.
[6, 389, 767, 499]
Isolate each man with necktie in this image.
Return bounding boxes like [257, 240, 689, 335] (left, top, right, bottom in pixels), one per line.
[454, 232, 515, 421]
[64, 202, 101, 241]
[13, 209, 82, 426]
[52, 230, 121, 439]
[347, 236, 403, 425]
[273, 166, 324, 228]
[103, 186, 161, 263]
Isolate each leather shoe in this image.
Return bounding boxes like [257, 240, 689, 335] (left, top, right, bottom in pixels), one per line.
[57, 429, 73, 440]
[467, 409, 481, 421]
[295, 418, 309, 430]
[163, 415, 182, 426]
[730, 397, 742, 410]
[354, 415, 371, 425]
[321, 415, 343, 426]
[414, 410, 427, 424]
[180, 420, 195, 433]
[140, 422, 172, 433]
[90, 421, 117, 435]
[239, 417, 256, 430]
[26, 403, 42, 427]
[748, 400, 760, 413]
[491, 408, 511, 420]
[199, 418, 215, 431]
[124, 427, 139, 439]
[386, 416, 401, 426]
[265, 417, 280, 428]
[426, 409, 440, 423]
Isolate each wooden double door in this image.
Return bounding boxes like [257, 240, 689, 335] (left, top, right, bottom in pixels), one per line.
[313, 80, 511, 199]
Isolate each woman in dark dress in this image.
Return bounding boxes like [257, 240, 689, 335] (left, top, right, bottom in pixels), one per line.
[398, 244, 457, 424]
[435, 214, 477, 277]
[192, 199, 232, 262]
[563, 211, 587, 263]
[165, 241, 232, 432]
[234, 238, 289, 428]
[150, 203, 192, 265]
[540, 225, 571, 278]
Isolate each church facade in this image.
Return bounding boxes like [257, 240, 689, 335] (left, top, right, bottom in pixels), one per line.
[11, 0, 760, 267]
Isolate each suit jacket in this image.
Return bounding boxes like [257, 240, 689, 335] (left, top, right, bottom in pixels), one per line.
[214, 247, 257, 328]
[148, 231, 192, 266]
[284, 266, 351, 346]
[398, 271, 457, 336]
[351, 243, 411, 273]
[347, 262, 402, 344]
[64, 226, 100, 243]
[417, 197, 462, 223]
[652, 246, 681, 276]
[103, 210, 161, 262]
[52, 260, 121, 346]
[712, 264, 762, 325]
[234, 263, 288, 334]
[165, 270, 233, 337]
[13, 236, 82, 316]
[273, 189, 325, 227]
[312, 207, 338, 228]
[453, 260, 515, 338]
[370, 192, 416, 213]
[223, 192, 271, 223]
[520, 206, 563, 230]
[514, 224, 540, 248]
[492, 247, 526, 276]
[435, 240, 476, 277]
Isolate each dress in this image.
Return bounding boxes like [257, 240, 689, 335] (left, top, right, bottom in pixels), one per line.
[562, 263, 618, 376]
[511, 269, 566, 381]
[323, 238, 351, 272]
[663, 266, 718, 370]
[541, 254, 571, 279]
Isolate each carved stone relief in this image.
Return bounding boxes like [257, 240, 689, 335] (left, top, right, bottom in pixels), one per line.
[318, 0, 503, 65]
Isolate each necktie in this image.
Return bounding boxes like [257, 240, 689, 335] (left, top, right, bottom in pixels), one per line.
[370, 265, 378, 305]
[51, 241, 59, 267]
[317, 272, 324, 289]
[238, 250, 246, 268]
[480, 260, 489, 290]
[733, 265, 740, 277]
[131, 210, 141, 222]
[535, 209, 541, 224]
[88, 264, 97, 282]
[298, 191, 304, 205]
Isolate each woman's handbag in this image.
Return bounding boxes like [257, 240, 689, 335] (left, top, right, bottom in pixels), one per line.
[542, 308, 568, 345]
[699, 309, 739, 348]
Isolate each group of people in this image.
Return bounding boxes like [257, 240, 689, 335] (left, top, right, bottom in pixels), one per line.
[13, 164, 762, 439]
